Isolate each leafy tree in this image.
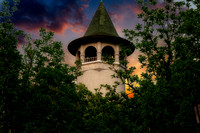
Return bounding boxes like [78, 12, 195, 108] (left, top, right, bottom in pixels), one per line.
[16, 28, 83, 132]
[0, 0, 23, 132]
[80, 84, 137, 133]
[116, 0, 200, 132]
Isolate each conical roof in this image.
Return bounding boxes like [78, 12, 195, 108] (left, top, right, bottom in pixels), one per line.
[68, 1, 134, 56]
[84, 2, 119, 37]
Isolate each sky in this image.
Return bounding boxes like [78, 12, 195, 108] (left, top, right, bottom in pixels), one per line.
[3, 0, 142, 71]
[1, 0, 195, 72]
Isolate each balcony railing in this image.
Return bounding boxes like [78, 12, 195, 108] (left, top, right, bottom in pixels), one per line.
[84, 57, 97, 62]
[102, 56, 114, 62]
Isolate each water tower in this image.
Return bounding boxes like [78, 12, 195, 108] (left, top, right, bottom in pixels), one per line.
[68, 1, 134, 94]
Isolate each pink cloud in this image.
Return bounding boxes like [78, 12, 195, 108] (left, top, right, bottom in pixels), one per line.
[70, 23, 87, 35]
[110, 12, 124, 23]
[71, 27, 86, 35]
[124, 5, 142, 15]
[15, 21, 71, 34]
[82, 4, 89, 8]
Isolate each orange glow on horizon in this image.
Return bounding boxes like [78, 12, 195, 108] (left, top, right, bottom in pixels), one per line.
[128, 93, 134, 98]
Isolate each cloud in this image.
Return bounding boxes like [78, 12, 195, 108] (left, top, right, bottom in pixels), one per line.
[12, 0, 88, 33]
[71, 25, 87, 35]
[110, 11, 124, 23]
[129, 5, 142, 15]
[82, 4, 89, 8]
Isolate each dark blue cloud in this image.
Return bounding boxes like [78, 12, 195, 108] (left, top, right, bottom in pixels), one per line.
[12, 0, 87, 32]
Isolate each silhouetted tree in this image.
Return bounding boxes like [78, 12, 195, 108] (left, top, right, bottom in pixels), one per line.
[114, 0, 200, 132]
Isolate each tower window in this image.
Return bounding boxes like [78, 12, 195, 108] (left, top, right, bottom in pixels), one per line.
[102, 46, 115, 61]
[85, 46, 97, 62]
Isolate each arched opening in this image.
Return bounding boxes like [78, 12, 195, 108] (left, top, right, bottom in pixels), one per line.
[85, 46, 97, 62]
[76, 51, 81, 60]
[102, 46, 115, 61]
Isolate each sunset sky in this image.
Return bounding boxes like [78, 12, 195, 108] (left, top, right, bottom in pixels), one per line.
[2, 0, 143, 72]
[1, 0, 194, 72]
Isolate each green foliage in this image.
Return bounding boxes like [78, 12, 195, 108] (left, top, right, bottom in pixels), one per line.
[80, 84, 137, 132]
[0, 0, 20, 22]
[102, 53, 115, 64]
[15, 28, 84, 132]
[121, 0, 200, 132]
[0, 22, 23, 133]
[0, 0, 23, 132]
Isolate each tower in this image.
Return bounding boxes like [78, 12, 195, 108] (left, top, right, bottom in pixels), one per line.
[68, 1, 134, 94]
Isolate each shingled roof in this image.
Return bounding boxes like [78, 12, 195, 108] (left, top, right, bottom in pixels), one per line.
[84, 2, 119, 37]
[68, 1, 134, 56]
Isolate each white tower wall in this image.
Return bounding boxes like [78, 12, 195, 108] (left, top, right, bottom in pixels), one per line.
[76, 42, 125, 94]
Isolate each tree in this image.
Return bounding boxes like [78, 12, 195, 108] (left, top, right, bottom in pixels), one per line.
[117, 0, 200, 132]
[16, 28, 83, 132]
[0, 0, 23, 132]
[79, 83, 139, 133]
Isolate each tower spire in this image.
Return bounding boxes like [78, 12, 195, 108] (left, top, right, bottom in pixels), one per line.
[84, 1, 119, 37]
[68, 1, 135, 56]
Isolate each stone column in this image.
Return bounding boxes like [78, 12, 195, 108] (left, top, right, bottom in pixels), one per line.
[97, 42, 102, 61]
[115, 45, 119, 63]
[80, 46, 85, 62]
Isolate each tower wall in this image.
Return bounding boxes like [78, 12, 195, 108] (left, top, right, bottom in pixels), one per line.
[77, 62, 125, 94]
[76, 42, 125, 94]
